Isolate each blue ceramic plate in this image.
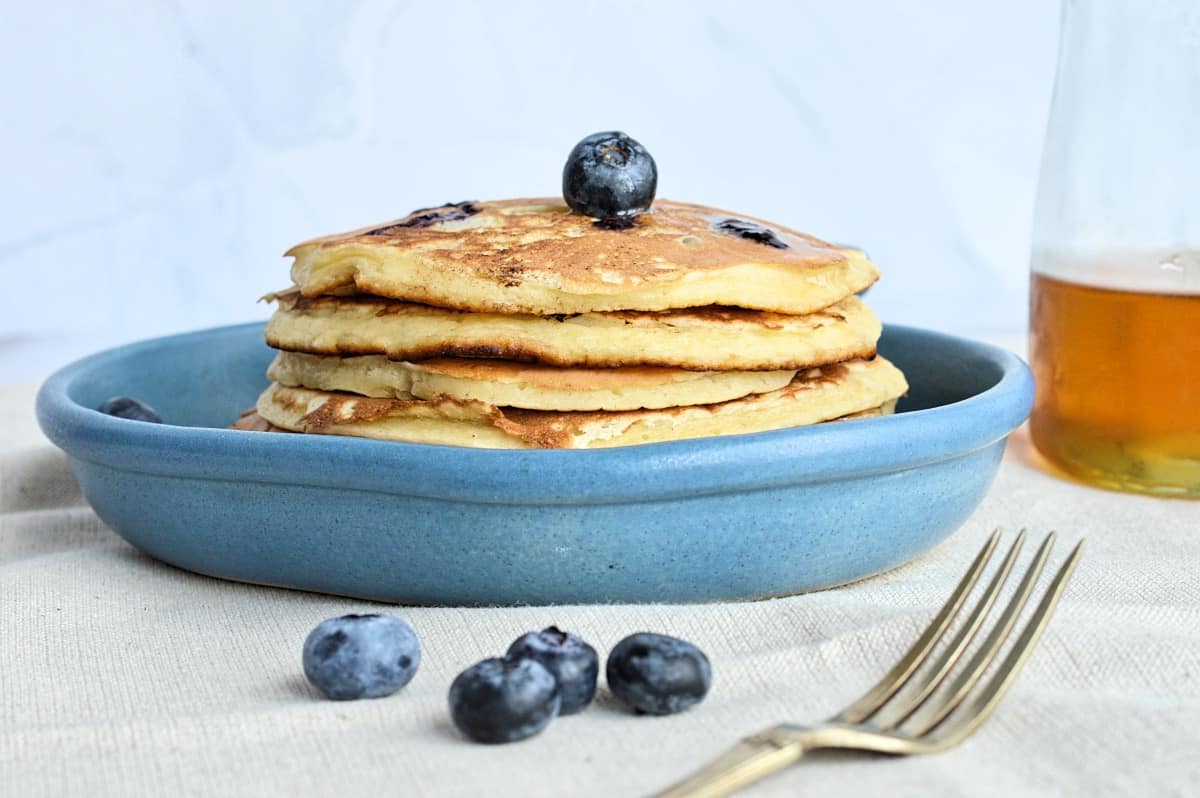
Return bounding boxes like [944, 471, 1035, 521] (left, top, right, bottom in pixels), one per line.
[36, 323, 1032, 605]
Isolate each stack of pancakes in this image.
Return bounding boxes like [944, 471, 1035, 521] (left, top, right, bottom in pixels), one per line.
[246, 199, 907, 448]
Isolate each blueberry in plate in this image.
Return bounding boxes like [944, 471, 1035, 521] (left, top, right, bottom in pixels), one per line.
[302, 614, 421, 700]
[506, 626, 599, 714]
[606, 632, 712, 716]
[96, 396, 162, 423]
[562, 131, 657, 223]
[449, 656, 561, 743]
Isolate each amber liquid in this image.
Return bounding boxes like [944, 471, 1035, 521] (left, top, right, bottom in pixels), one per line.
[1030, 273, 1200, 496]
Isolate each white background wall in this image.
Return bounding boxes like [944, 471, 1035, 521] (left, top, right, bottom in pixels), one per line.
[0, 1, 1060, 380]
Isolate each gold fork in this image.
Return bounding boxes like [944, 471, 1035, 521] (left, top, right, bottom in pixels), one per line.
[652, 529, 1084, 798]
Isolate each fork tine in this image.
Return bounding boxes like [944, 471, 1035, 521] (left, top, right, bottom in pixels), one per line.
[870, 529, 1026, 730]
[929, 539, 1085, 746]
[901, 532, 1056, 736]
[834, 529, 1001, 724]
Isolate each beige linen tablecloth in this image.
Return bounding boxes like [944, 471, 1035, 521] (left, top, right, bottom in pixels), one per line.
[2, 381, 1197, 797]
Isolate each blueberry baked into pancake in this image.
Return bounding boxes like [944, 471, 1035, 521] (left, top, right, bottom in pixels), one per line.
[242, 132, 907, 448]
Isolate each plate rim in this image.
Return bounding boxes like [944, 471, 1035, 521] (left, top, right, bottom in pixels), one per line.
[36, 322, 1033, 505]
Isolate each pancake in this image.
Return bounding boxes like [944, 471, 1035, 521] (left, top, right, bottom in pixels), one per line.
[265, 292, 880, 371]
[268, 351, 797, 411]
[286, 198, 879, 315]
[834, 404, 892, 421]
[254, 356, 908, 449]
[234, 401, 892, 434]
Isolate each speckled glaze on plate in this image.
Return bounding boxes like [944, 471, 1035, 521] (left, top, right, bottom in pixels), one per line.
[36, 323, 1032, 605]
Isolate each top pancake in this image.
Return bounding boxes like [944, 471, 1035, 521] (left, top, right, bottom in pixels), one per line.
[286, 198, 879, 315]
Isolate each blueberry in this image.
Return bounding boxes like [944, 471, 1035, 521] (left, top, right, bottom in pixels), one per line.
[97, 396, 162, 423]
[506, 626, 599, 715]
[712, 218, 789, 249]
[366, 200, 480, 234]
[449, 657, 561, 743]
[606, 633, 711, 716]
[302, 614, 420, 700]
[562, 131, 657, 222]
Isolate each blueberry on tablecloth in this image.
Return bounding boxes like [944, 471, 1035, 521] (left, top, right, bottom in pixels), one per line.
[506, 626, 599, 714]
[302, 614, 420, 700]
[606, 632, 711, 715]
[449, 656, 561, 743]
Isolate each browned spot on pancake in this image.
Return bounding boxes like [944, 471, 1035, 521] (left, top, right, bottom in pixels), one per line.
[802, 363, 851, 385]
[272, 291, 322, 312]
[230, 408, 288, 432]
[491, 414, 575, 449]
[425, 343, 545, 362]
[603, 305, 795, 330]
[275, 388, 506, 434]
[495, 265, 525, 287]
[294, 393, 419, 431]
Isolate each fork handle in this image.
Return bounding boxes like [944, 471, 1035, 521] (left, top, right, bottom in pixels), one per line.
[649, 725, 810, 798]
